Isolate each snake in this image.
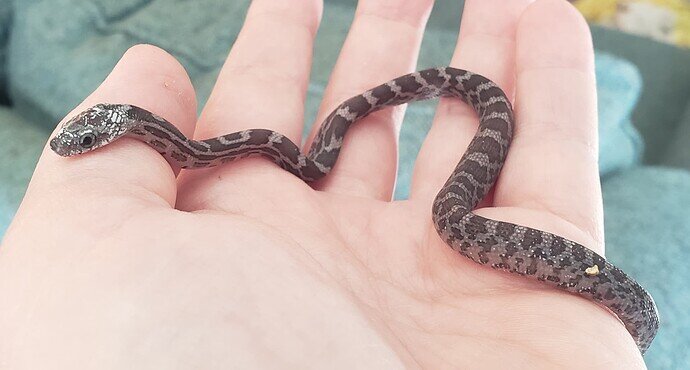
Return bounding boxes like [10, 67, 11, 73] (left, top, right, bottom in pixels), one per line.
[50, 67, 659, 353]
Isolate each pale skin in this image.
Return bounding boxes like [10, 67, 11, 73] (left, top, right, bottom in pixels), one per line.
[0, 0, 647, 368]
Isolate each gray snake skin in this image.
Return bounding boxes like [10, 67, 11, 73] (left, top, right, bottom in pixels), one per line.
[50, 67, 658, 353]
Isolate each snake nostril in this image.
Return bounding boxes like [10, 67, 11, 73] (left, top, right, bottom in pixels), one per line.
[49, 138, 58, 152]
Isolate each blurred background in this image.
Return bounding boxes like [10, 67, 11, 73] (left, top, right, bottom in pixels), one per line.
[0, 0, 688, 367]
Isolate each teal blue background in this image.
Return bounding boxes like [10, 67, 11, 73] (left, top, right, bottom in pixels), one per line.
[0, 1, 688, 367]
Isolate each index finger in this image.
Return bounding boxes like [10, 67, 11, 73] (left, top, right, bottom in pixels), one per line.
[409, 0, 533, 202]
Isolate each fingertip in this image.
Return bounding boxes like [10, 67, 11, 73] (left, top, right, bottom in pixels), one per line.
[499, 0, 603, 247]
[249, 0, 323, 37]
[34, 44, 199, 207]
[98, 44, 198, 132]
[517, 0, 594, 73]
[356, 0, 434, 28]
[460, 0, 534, 38]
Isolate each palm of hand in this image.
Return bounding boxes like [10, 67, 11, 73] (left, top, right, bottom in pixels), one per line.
[161, 164, 618, 368]
[1, 0, 646, 368]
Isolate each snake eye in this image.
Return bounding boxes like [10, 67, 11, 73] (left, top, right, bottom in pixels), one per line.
[78, 132, 96, 148]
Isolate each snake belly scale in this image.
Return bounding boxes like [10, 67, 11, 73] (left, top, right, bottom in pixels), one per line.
[50, 67, 659, 353]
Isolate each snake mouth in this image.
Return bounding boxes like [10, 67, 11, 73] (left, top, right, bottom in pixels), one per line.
[49, 136, 73, 157]
[49, 137, 62, 154]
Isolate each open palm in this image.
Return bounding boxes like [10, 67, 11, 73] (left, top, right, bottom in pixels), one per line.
[1, 0, 645, 368]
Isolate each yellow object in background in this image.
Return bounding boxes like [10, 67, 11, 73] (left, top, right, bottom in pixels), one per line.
[574, 0, 620, 22]
[573, 0, 690, 47]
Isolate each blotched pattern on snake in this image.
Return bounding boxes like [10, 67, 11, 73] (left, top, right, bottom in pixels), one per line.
[50, 67, 659, 353]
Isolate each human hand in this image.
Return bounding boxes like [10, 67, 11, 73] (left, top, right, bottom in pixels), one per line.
[0, 0, 646, 368]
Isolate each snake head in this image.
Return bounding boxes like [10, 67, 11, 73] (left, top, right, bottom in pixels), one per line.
[50, 103, 134, 157]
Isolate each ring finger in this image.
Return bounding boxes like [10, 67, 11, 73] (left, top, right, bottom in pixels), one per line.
[177, 0, 323, 211]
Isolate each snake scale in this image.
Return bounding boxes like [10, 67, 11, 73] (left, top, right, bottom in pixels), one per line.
[50, 67, 659, 353]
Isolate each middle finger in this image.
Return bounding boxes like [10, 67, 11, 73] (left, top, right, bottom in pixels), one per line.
[305, 0, 435, 201]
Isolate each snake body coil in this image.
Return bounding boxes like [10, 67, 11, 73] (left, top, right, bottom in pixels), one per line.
[50, 67, 659, 353]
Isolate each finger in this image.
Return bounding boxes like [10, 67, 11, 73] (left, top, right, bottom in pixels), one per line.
[27, 44, 197, 208]
[177, 0, 322, 208]
[305, 0, 434, 201]
[409, 0, 533, 203]
[493, 0, 603, 244]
